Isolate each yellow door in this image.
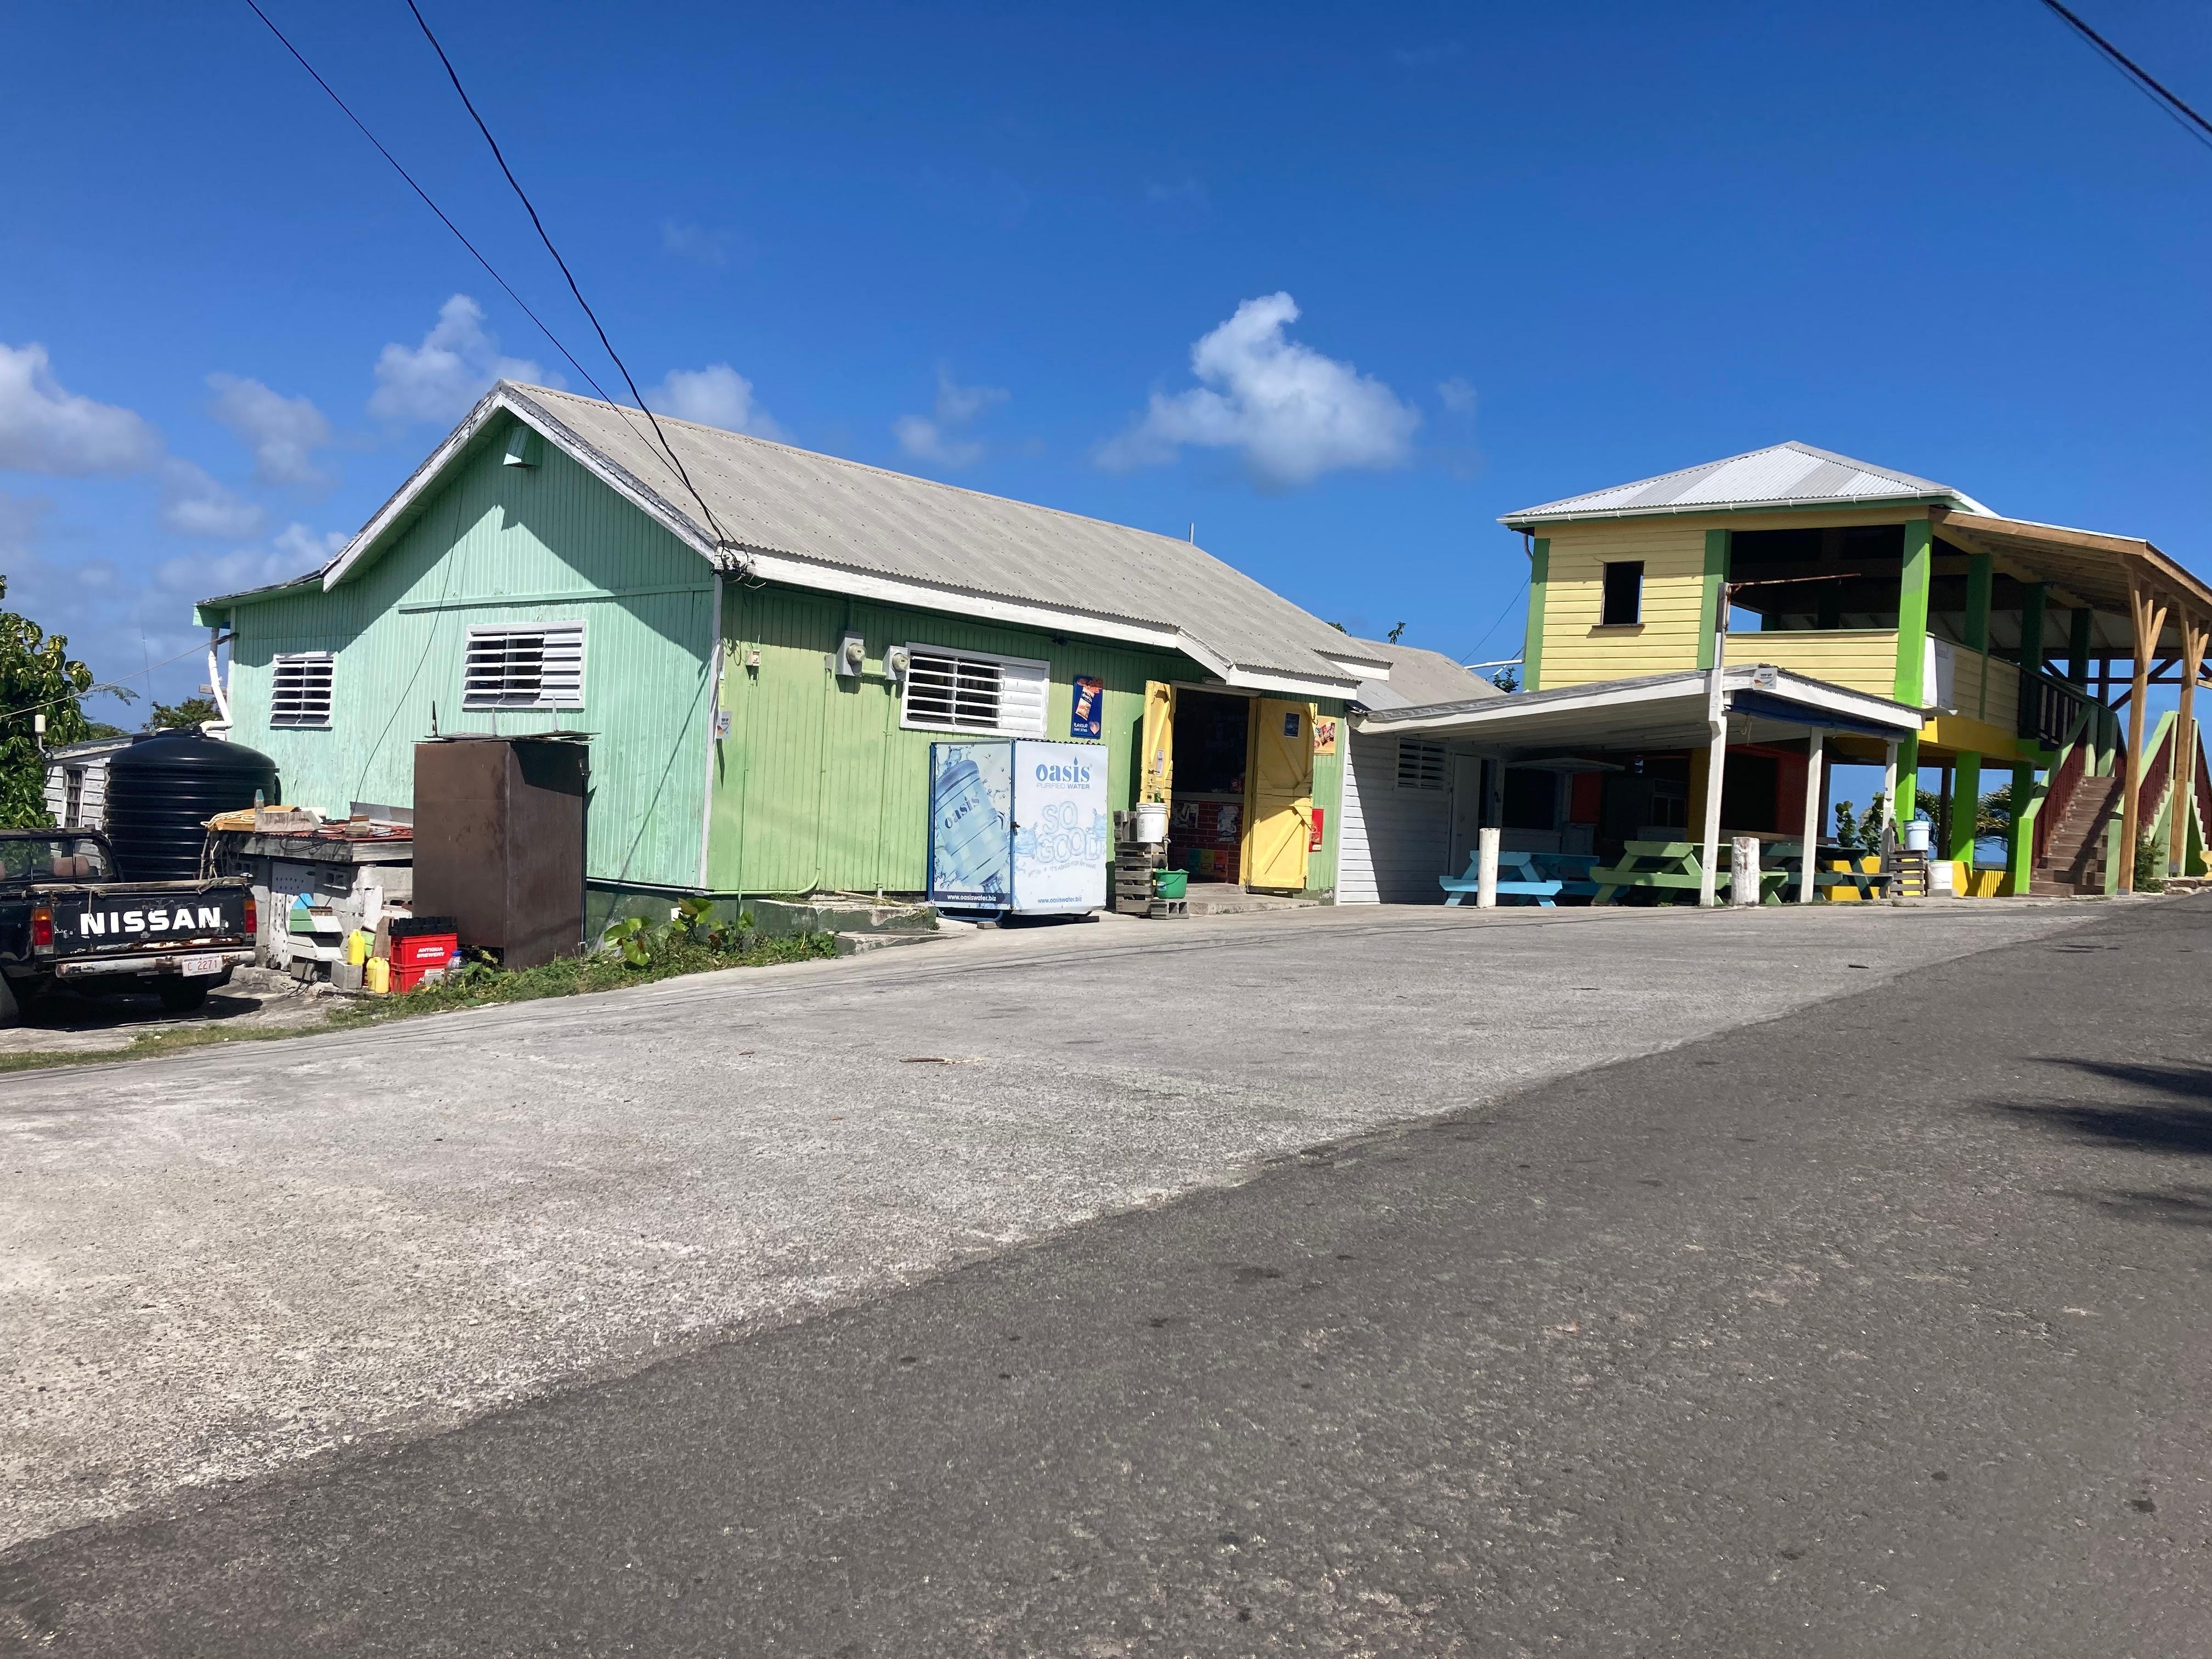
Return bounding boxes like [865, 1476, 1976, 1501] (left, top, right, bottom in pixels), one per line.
[1245, 698, 1314, 890]
[1141, 681, 1175, 803]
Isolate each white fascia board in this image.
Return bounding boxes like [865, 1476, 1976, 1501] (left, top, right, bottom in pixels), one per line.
[1735, 665, 1923, 730]
[324, 388, 721, 592]
[1322, 653, 1391, 679]
[1497, 490, 1973, 531]
[1357, 674, 1708, 736]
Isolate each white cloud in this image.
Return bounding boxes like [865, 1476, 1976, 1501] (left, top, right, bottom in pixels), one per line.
[158, 458, 264, 539]
[154, 523, 343, 603]
[1437, 376, 1477, 415]
[1097, 293, 1420, 488]
[661, 219, 731, 268]
[0, 342, 161, 476]
[207, 373, 332, 486]
[650, 363, 780, 437]
[368, 295, 550, 425]
[894, 369, 1009, 469]
[1144, 177, 1209, 208]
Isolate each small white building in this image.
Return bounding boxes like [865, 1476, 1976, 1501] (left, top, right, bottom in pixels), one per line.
[42, 735, 134, 831]
[1335, 640, 1503, 905]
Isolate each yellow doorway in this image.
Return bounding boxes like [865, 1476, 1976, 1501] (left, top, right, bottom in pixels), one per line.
[1244, 697, 1314, 890]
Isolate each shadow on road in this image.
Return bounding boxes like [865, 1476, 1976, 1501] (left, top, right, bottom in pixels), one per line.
[1991, 1059, 2212, 1158]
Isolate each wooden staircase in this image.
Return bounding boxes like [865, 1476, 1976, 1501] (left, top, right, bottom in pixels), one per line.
[2031, 771, 2121, 896]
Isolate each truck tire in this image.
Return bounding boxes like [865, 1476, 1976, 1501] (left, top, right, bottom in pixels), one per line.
[158, 980, 209, 1013]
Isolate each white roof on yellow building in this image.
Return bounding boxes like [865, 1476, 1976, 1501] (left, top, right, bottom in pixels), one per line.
[1500, 441, 1991, 527]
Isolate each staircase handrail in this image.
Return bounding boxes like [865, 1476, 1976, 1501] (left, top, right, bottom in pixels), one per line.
[2019, 667, 2100, 751]
[2028, 697, 2096, 871]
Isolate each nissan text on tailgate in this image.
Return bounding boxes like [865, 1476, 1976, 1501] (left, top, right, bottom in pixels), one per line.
[0, 831, 256, 1023]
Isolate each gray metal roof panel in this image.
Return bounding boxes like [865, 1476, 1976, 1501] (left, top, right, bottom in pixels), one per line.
[1502, 441, 1992, 524]
[1347, 637, 1501, 710]
[508, 384, 1366, 685]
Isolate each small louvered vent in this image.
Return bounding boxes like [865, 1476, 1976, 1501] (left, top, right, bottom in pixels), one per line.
[464, 623, 586, 709]
[900, 646, 1048, 736]
[1395, 738, 1448, 791]
[269, 652, 335, 727]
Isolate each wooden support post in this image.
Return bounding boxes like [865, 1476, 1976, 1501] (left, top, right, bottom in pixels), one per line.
[2120, 579, 2169, 895]
[2068, 607, 2094, 688]
[1799, 731, 1824, 904]
[1475, 826, 1499, 910]
[1882, 741, 1899, 826]
[2171, 616, 2207, 878]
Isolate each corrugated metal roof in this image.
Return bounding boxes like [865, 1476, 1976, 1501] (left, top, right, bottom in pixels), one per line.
[1500, 442, 1991, 526]
[326, 382, 1380, 691]
[1346, 637, 1502, 711]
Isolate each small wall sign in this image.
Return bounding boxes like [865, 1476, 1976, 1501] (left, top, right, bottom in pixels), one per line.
[1070, 675, 1103, 740]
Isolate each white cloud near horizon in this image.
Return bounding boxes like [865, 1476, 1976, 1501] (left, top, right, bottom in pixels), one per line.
[368, 295, 552, 425]
[650, 363, 780, 437]
[1097, 294, 1420, 489]
[158, 458, 264, 539]
[0, 342, 162, 476]
[154, 522, 342, 602]
[894, 369, 1009, 469]
[208, 373, 333, 487]
[1437, 376, 1477, 415]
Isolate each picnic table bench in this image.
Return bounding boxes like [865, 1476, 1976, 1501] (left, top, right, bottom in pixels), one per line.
[1586, 840, 1789, 905]
[1440, 849, 1601, 907]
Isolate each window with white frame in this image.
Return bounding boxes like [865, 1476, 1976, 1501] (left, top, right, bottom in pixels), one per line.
[269, 651, 335, 727]
[1395, 737, 1448, 791]
[463, 623, 586, 709]
[898, 645, 1049, 736]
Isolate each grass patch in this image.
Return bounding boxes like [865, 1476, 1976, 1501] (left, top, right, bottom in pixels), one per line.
[0, 930, 840, 1075]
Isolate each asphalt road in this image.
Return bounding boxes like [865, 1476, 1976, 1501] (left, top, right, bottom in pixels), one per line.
[7, 896, 2211, 1655]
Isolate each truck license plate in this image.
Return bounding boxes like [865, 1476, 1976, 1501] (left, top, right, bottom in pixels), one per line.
[179, 953, 222, 978]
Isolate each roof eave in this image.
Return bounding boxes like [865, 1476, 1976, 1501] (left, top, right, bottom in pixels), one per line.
[1499, 490, 1983, 531]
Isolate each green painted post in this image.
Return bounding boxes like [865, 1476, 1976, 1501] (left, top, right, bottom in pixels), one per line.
[1950, 751, 1981, 863]
[1521, 538, 1549, 692]
[1696, 530, 1731, 672]
[2018, 583, 2047, 678]
[1894, 518, 1932, 705]
[1962, 554, 1993, 655]
[2008, 761, 2038, 894]
[1898, 731, 1922, 824]
[2068, 606, 2093, 687]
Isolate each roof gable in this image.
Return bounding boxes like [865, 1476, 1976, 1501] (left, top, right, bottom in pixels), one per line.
[1501, 441, 1991, 526]
[296, 382, 1378, 695]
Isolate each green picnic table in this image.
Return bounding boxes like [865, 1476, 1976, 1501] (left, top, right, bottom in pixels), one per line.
[1588, 840, 1788, 906]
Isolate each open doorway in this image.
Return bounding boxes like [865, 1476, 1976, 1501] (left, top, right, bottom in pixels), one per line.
[1167, 689, 1249, 884]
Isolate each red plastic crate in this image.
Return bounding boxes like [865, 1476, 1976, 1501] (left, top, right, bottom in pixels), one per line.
[389, 932, 458, 994]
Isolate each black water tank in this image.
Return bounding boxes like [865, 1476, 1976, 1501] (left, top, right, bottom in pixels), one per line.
[103, 730, 281, 881]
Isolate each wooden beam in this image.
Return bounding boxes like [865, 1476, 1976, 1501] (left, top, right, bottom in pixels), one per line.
[2172, 616, 2208, 877]
[2120, 581, 2170, 894]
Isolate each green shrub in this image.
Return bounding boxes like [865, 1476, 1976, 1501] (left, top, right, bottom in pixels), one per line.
[2135, 834, 2169, 893]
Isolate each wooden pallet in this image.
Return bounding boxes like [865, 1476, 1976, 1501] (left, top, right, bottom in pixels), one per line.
[1894, 851, 1929, 900]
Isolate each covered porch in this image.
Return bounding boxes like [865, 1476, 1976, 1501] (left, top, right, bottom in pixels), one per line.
[1344, 665, 1926, 906]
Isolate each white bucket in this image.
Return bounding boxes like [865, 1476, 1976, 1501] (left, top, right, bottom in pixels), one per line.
[1904, 819, 1932, 854]
[1134, 802, 1169, 844]
[1929, 859, 1956, 895]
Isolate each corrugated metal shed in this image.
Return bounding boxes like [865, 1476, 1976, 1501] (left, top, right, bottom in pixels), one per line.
[306, 383, 1383, 695]
[1500, 442, 1991, 527]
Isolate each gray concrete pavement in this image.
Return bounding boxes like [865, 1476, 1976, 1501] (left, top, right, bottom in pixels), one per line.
[0, 898, 2096, 1552]
[7, 894, 2209, 1655]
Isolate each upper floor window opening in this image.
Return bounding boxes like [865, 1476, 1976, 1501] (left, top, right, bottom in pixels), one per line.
[1600, 561, 1644, 627]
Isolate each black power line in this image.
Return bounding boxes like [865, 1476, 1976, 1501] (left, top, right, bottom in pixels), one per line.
[242, 0, 620, 408]
[2036, 0, 2212, 156]
[402, 0, 735, 549]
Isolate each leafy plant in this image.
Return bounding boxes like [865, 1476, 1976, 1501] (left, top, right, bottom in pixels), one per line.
[602, 915, 652, 967]
[149, 694, 221, 730]
[1488, 664, 1520, 693]
[1832, 793, 1888, 852]
[0, 574, 128, 828]
[2135, 834, 2169, 893]
[1976, 782, 2017, 839]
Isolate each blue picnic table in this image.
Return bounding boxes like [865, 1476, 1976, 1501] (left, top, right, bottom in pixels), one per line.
[1440, 849, 1601, 907]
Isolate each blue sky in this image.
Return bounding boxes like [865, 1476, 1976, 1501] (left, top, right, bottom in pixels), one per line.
[4, 1, 2209, 718]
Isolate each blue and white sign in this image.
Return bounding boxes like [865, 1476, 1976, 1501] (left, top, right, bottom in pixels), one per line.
[927, 742, 1013, 907]
[1010, 740, 1109, 914]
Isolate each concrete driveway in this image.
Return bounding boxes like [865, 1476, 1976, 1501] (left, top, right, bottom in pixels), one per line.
[0, 897, 2095, 1550]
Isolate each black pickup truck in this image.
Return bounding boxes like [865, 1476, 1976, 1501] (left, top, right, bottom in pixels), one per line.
[0, 830, 257, 1023]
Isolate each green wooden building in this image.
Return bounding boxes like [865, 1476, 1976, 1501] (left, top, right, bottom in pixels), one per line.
[196, 382, 1389, 924]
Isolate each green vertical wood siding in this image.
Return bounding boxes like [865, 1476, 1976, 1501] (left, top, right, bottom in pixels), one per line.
[1521, 538, 1549, 691]
[707, 587, 1210, 895]
[217, 423, 714, 889]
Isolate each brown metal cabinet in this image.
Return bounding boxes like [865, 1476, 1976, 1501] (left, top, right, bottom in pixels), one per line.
[413, 735, 588, 969]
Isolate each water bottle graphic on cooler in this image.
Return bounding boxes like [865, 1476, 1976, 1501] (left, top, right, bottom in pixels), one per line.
[934, 755, 1010, 898]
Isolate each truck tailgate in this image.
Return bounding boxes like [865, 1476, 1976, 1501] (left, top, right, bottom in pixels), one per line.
[54, 886, 252, 956]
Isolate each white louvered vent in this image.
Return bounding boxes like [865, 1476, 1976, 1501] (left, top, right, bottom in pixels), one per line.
[1395, 737, 1448, 792]
[899, 646, 1048, 736]
[464, 623, 586, 709]
[269, 651, 335, 727]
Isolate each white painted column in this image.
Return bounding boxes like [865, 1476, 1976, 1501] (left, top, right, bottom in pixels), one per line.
[1697, 669, 1727, 906]
[1475, 826, 1500, 909]
[1798, 731, 1825, 903]
[1881, 741, 1900, 826]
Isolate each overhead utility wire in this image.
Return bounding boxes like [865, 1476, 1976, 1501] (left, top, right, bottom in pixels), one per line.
[402, 0, 736, 550]
[2036, 0, 2212, 155]
[241, 0, 621, 408]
